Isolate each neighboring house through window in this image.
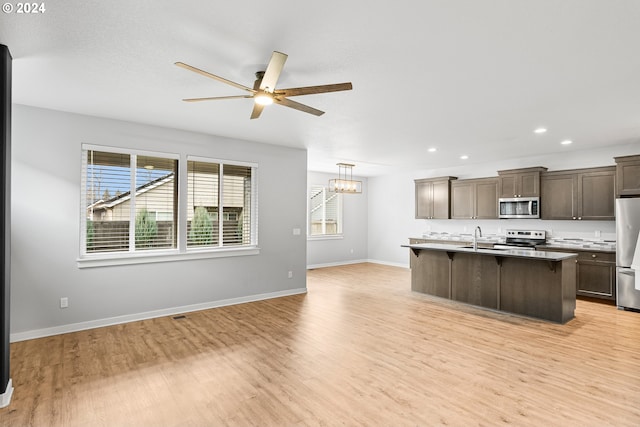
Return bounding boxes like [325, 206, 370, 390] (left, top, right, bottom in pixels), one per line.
[309, 185, 342, 237]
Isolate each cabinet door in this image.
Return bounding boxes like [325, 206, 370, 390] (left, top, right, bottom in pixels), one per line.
[451, 182, 474, 219]
[499, 175, 517, 198]
[541, 174, 576, 220]
[475, 179, 499, 219]
[576, 261, 615, 299]
[519, 172, 540, 197]
[415, 181, 433, 219]
[578, 170, 615, 220]
[616, 159, 640, 197]
[432, 180, 450, 219]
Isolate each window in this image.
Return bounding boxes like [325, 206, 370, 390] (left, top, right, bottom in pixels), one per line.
[309, 185, 342, 236]
[80, 145, 258, 266]
[186, 159, 256, 248]
[82, 148, 178, 254]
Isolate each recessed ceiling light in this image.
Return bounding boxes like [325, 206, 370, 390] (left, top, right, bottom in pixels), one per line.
[460, 155, 469, 160]
[561, 140, 573, 145]
[428, 148, 437, 153]
[534, 127, 547, 134]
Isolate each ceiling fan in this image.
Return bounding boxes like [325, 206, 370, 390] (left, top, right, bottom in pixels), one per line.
[175, 51, 353, 119]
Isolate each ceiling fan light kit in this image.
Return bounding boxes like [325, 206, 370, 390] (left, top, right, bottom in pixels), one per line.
[329, 163, 362, 194]
[254, 93, 273, 106]
[176, 51, 352, 119]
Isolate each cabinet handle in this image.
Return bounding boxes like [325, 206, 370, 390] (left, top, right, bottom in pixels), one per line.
[578, 217, 582, 220]
[572, 217, 576, 220]
[592, 254, 597, 258]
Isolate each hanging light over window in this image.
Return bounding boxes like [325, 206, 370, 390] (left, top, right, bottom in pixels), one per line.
[329, 163, 362, 194]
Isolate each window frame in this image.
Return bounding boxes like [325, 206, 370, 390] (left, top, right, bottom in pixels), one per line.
[307, 184, 343, 240]
[78, 145, 259, 268]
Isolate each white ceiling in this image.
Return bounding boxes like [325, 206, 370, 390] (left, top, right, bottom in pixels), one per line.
[2, 1, 640, 176]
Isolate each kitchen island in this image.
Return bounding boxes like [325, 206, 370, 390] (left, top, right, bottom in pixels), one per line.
[404, 243, 578, 323]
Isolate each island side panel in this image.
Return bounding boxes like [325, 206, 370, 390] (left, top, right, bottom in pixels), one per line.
[450, 253, 499, 309]
[500, 257, 575, 323]
[561, 258, 577, 322]
[411, 249, 451, 298]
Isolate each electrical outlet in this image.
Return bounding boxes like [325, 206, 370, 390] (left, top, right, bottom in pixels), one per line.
[288, 271, 293, 279]
[60, 297, 69, 309]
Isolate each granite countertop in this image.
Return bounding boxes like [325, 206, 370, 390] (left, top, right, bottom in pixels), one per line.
[411, 233, 616, 252]
[403, 242, 578, 261]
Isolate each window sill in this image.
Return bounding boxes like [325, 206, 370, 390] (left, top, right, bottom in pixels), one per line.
[77, 246, 260, 268]
[307, 235, 344, 241]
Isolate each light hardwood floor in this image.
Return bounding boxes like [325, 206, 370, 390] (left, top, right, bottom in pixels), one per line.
[2, 263, 640, 426]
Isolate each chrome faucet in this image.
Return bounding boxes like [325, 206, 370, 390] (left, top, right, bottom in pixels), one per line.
[473, 226, 482, 251]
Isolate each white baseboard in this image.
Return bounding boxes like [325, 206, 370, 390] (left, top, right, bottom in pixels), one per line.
[0, 379, 13, 408]
[10, 288, 307, 343]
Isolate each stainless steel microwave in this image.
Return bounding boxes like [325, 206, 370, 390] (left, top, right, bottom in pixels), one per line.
[498, 197, 540, 219]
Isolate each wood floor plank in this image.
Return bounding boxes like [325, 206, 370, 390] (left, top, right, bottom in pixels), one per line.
[2, 262, 640, 426]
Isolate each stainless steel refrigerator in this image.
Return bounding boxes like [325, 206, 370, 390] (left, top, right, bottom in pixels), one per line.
[616, 198, 640, 311]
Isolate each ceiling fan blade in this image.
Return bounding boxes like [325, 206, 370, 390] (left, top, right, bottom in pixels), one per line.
[275, 97, 325, 116]
[175, 62, 255, 93]
[259, 51, 287, 92]
[276, 82, 353, 97]
[182, 95, 253, 102]
[250, 103, 265, 120]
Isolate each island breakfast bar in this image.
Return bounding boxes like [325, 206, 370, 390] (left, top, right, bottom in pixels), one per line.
[403, 243, 578, 323]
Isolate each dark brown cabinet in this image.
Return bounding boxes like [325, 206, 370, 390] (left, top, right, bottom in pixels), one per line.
[541, 167, 615, 220]
[451, 178, 499, 219]
[540, 247, 615, 300]
[414, 176, 456, 219]
[615, 154, 640, 197]
[498, 167, 547, 198]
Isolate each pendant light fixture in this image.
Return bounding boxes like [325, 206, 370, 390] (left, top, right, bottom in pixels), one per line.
[329, 163, 362, 194]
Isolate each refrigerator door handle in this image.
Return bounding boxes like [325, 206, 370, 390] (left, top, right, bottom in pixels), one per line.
[618, 267, 635, 275]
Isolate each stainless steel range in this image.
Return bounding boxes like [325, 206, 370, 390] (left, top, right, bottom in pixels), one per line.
[494, 229, 546, 251]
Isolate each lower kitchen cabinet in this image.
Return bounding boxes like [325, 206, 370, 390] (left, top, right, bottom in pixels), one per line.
[541, 247, 616, 300]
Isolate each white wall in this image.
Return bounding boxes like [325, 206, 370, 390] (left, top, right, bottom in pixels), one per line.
[306, 171, 368, 268]
[11, 105, 308, 340]
[368, 142, 640, 267]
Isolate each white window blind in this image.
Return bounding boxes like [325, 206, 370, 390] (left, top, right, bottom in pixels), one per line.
[134, 155, 178, 250]
[84, 150, 131, 253]
[309, 185, 342, 236]
[187, 159, 256, 248]
[222, 164, 253, 246]
[82, 148, 178, 255]
[187, 160, 219, 247]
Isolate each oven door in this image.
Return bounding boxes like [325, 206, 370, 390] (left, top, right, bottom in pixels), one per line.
[498, 197, 540, 219]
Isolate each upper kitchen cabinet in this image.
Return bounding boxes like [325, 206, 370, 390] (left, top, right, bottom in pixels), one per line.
[415, 176, 457, 219]
[497, 167, 547, 198]
[451, 177, 499, 219]
[541, 166, 615, 220]
[614, 155, 640, 197]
